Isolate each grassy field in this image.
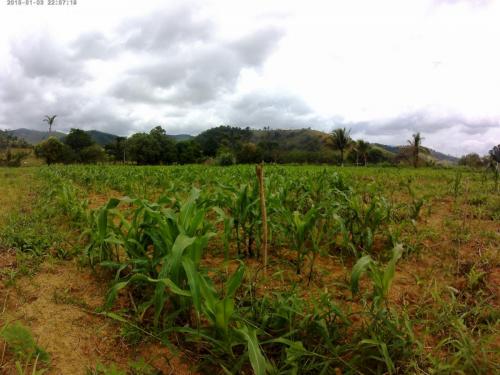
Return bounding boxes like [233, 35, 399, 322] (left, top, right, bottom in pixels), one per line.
[0, 165, 498, 374]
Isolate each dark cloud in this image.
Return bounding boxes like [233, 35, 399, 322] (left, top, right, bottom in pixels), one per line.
[10, 34, 86, 83]
[71, 32, 119, 60]
[120, 5, 213, 52]
[111, 27, 283, 105]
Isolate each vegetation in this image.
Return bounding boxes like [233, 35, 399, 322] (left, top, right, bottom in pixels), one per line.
[43, 115, 57, 136]
[330, 127, 352, 166]
[1, 162, 498, 373]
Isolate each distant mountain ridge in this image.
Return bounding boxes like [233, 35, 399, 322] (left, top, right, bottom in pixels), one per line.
[8, 128, 194, 146]
[8, 128, 118, 146]
[7, 127, 458, 163]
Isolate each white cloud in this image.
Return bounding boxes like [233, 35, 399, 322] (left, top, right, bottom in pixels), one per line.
[0, 0, 498, 155]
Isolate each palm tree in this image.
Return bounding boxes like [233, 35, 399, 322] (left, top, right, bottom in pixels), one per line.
[43, 115, 57, 137]
[356, 140, 370, 166]
[330, 128, 352, 166]
[407, 132, 424, 168]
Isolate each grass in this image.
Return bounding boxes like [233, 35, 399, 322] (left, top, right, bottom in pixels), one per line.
[0, 165, 498, 374]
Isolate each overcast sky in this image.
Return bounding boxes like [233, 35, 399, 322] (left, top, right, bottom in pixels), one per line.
[0, 0, 499, 156]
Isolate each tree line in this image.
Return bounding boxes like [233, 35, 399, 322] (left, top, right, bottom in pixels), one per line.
[30, 117, 499, 168]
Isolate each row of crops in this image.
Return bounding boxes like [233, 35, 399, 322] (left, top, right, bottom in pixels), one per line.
[36, 165, 497, 374]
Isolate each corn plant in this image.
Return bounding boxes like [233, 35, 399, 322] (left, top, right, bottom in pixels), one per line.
[339, 192, 390, 256]
[286, 207, 318, 274]
[404, 178, 426, 221]
[88, 189, 214, 328]
[351, 244, 403, 309]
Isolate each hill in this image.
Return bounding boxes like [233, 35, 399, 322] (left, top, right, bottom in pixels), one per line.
[8, 128, 118, 146]
[169, 134, 194, 141]
[375, 143, 458, 163]
[9, 128, 66, 144]
[8, 126, 458, 163]
[195, 126, 457, 164]
[84, 130, 118, 146]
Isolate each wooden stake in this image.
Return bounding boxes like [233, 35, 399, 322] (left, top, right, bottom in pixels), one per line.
[256, 163, 268, 268]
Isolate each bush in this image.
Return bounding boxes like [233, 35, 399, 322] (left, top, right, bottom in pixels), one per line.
[79, 144, 106, 164]
[217, 151, 235, 166]
[35, 137, 75, 165]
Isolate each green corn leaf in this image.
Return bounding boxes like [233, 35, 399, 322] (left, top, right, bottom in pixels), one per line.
[215, 298, 234, 333]
[225, 261, 245, 298]
[199, 275, 217, 320]
[351, 255, 373, 295]
[163, 233, 196, 282]
[382, 244, 404, 295]
[237, 325, 267, 375]
[182, 257, 202, 314]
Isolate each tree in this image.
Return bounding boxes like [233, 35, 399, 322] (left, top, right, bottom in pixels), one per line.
[79, 144, 106, 164]
[356, 140, 371, 166]
[236, 142, 261, 164]
[176, 140, 202, 164]
[104, 137, 127, 163]
[489, 144, 500, 163]
[43, 115, 57, 137]
[458, 153, 483, 168]
[149, 126, 176, 164]
[407, 132, 424, 168]
[64, 128, 93, 153]
[125, 133, 162, 165]
[330, 128, 352, 166]
[34, 137, 74, 165]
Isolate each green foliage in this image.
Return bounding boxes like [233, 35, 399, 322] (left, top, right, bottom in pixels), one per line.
[0, 130, 30, 149]
[330, 127, 352, 165]
[0, 149, 30, 167]
[0, 322, 50, 374]
[34, 137, 75, 165]
[216, 151, 236, 166]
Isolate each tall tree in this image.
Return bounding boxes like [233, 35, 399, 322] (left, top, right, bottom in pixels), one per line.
[330, 128, 351, 166]
[489, 144, 500, 163]
[43, 115, 57, 137]
[356, 140, 371, 166]
[407, 132, 424, 168]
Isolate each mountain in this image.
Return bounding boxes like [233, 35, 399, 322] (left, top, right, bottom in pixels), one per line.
[9, 128, 66, 144]
[85, 130, 118, 146]
[169, 134, 194, 141]
[374, 143, 458, 163]
[8, 128, 118, 146]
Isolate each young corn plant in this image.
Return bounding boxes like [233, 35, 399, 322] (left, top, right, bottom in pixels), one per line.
[350, 245, 418, 374]
[340, 192, 390, 256]
[89, 189, 214, 329]
[404, 178, 426, 221]
[286, 207, 318, 274]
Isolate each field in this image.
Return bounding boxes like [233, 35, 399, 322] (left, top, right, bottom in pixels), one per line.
[0, 165, 498, 374]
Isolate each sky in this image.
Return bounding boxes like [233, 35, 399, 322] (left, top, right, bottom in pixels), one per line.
[0, 0, 499, 156]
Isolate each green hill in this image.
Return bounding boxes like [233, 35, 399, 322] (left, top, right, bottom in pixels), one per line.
[9, 128, 118, 146]
[8, 126, 458, 164]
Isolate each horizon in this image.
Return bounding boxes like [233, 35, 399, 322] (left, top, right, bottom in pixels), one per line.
[1, 0, 499, 156]
[7, 125, 466, 158]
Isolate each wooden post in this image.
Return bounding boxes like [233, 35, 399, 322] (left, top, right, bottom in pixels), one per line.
[256, 163, 268, 268]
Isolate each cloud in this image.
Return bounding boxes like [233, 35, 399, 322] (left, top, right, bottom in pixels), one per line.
[111, 27, 283, 105]
[0, 0, 498, 156]
[223, 91, 326, 129]
[119, 4, 213, 52]
[71, 32, 119, 60]
[10, 34, 87, 84]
